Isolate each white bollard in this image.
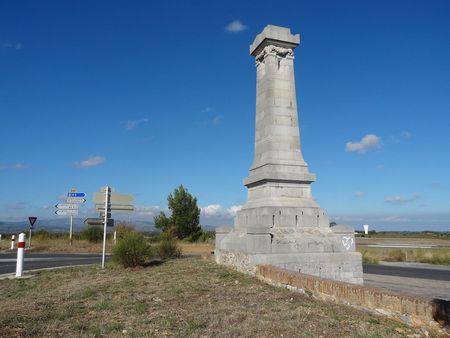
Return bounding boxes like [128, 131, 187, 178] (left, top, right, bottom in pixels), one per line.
[363, 224, 369, 235]
[0, 234, 2, 241]
[16, 233, 26, 277]
[113, 231, 117, 245]
[11, 235, 15, 250]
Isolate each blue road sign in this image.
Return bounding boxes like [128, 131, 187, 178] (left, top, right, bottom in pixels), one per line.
[67, 192, 86, 198]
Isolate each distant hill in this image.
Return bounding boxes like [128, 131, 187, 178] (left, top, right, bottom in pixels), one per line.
[0, 219, 216, 235]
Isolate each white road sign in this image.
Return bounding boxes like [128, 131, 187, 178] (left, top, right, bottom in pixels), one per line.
[95, 204, 135, 212]
[55, 203, 79, 210]
[55, 209, 79, 216]
[93, 192, 134, 204]
[66, 197, 86, 204]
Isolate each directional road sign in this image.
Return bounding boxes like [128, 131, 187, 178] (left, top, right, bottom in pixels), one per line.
[95, 204, 135, 212]
[67, 192, 86, 198]
[93, 192, 134, 205]
[55, 203, 79, 210]
[66, 197, 86, 204]
[55, 209, 78, 216]
[84, 218, 114, 227]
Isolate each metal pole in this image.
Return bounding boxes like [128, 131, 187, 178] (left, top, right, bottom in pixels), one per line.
[16, 233, 25, 277]
[69, 215, 73, 246]
[29, 227, 32, 249]
[101, 186, 109, 269]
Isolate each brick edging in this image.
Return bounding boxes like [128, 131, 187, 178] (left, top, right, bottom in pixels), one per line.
[255, 264, 449, 327]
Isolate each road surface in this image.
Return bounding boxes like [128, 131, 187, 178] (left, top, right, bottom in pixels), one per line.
[0, 252, 108, 275]
[363, 264, 450, 282]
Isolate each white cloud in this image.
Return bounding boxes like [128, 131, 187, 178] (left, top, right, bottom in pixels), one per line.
[201, 204, 242, 218]
[212, 115, 223, 126]
[225, 20, 247, 33]
[122, 118, 149, 130]
[134, 205, 167, 218]
[384, 194, 420, 205]
[345, 134, 381, 154]
[201, 106, 214, 113]
[354, 191, 365, 198]
[1, 41, 22, 49]
[0, 163, 27, 170]
[73, 156, 105, 168]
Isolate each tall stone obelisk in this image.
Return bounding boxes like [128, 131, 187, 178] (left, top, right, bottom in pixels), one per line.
[215, 25, 363, 284]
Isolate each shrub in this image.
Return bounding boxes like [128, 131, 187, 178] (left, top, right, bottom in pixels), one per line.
[115, 222, 135, 239]
[155, 233, 181, 260]
[82, 226, 104, 243]
[112, 232, 153, 268]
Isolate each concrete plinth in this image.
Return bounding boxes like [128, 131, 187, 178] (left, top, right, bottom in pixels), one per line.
[215, 25, 363, 284]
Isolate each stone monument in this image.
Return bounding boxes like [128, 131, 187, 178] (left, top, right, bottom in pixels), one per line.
[215, 25, 363, 284]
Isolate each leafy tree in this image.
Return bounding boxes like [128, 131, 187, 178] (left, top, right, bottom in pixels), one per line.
[154, 185, 202, 239]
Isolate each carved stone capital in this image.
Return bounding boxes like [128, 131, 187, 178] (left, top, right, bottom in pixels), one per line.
[255, 45, 294, 65]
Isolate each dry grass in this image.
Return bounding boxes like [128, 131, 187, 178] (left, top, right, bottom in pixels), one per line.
[0, 256, 433, 337]
[357, 247, 450, 265]
[0, 237, 105, 253]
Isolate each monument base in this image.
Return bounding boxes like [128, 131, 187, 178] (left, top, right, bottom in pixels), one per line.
[215, 249, 363, 285]
[215, 225, 364, 285]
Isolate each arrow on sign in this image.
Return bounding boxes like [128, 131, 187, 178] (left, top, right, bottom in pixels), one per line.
[55, 209, 79, 216]
[55, 203, 79, 210]
[67, 192, 86, 198]
[66, 197, 86, 204]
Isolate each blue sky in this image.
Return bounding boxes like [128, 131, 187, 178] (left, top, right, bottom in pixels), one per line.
[1, 0, 449, 231]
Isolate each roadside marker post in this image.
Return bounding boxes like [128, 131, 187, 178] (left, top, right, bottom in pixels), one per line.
[15, 233, 25, 277]
[113, 231, 117, 245]
[11, 235, 15, 250]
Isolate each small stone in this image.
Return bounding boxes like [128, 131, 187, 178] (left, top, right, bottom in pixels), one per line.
[234, 280, 239, 284]
[122, 330, 127, 334]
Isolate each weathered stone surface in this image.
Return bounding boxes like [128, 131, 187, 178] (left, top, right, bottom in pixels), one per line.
[216, 24, 363, 284]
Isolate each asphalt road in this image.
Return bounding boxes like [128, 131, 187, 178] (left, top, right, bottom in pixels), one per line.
[0, 253, 108, 275]
[363, 264, 450, 281]
[1, 253, 449, 282]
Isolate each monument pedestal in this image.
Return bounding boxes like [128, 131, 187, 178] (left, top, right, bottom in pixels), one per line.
[215, 25, 363, 285]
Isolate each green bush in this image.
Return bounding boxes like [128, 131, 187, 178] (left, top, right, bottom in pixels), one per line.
[112, 232, 153, 268]
[82, 226, 104, 243]
[115, 222, 135, 239]
[155, 233, 181, 260]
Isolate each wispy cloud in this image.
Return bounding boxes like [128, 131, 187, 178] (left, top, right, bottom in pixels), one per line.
[354, 191, 365, 198]
[345, 134, 381, 154]
[384, 194, 420, 205]
[6, 202, 28, 210]
[201, 106, 214, 113]
[73, 156, 105, 169]
[0, 163, 27, 170]
[225, 20, 247, 33]
[121, 118, 149, 130]
[1, 41, 22, 50]
[211, 115, 223, 126]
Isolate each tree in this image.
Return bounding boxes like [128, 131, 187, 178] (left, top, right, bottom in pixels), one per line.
[154, 185, 202, 240]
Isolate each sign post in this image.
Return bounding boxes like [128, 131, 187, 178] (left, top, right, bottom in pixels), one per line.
[55, 190, 85, 246]
[28, 217, 37, 249]
[101, 186, 111, 269]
